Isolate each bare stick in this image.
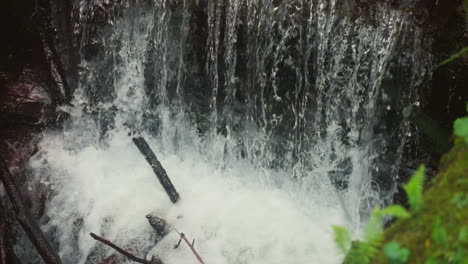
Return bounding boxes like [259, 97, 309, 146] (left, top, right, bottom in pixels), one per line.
[0, 155, 62, 264]
[132, 135, 180, 203]
[174, 230, 206, 264]
[90, 233, 151, 264]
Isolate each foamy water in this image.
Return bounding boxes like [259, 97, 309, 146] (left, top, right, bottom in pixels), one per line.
[30, 126, 349, 264]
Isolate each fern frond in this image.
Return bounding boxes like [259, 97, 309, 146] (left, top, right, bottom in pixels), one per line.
[380, 205, 411, 219]
[332, 225, 352, 254]
[363, 207, 383, 242]
[403, 165, 425, 213]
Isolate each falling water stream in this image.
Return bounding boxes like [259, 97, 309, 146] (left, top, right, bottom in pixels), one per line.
[24, 0, 430, 263]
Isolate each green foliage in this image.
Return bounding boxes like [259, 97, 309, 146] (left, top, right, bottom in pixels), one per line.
[403, 165, 425, 213]
[379, 205, 411, 219]
[332, 225, 352, 254]
[431, 217, 448, 248]
[458, 227, 468, 243]
[345, 239, 383, 264]
[336, 115, 468, 263]
[454, 110, 468, 144]
[426, 222, 468, 264]
[337, 207, 385, 264]
[384, 241, 410, 264]
[435, 46, 468, 69]
[337, 167, 426, 263]
[454, 103, 468, 143]
[451, 192, 468, 209]
[363, 207, 384, 243]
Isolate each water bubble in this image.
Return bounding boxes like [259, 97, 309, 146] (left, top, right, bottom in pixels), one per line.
[414, 101, 420, 106]
[386, 105, 391, 110]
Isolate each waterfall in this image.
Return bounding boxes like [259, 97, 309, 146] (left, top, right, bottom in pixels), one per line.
[25, 0, 431, 263]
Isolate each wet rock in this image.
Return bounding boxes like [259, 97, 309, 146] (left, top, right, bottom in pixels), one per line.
[0, 81, 52, 126]
[146, 214, 170, 241]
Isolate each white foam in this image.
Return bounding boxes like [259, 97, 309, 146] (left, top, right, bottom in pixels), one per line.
[30, 127, 350, 264]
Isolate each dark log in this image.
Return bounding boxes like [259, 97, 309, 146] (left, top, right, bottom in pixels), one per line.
[0, 155, 62, 264]
[132, 136, 180, 203]
[90, 233, 162, 264]
[0, 200, 7, 264]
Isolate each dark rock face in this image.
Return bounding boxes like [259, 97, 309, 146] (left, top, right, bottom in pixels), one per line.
[0, 0, 69, 176]
[0, 1, 72, 261]
[391, 0, 468, 206]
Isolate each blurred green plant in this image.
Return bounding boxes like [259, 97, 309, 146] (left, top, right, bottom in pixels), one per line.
[432, 217, 448, 248]
[333, 102, 468, 264]
[333, 166, 423, 264]
[332, 225, 352, 254]
[384, 241, 410, 264]
[402, 165, 425, 213]
[453, 103, 468, 144]
[451, 192, 468, 209]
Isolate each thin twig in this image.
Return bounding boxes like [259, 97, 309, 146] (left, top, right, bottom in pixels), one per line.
[90, 233, 150, 264]
[174, 229, 206, 264]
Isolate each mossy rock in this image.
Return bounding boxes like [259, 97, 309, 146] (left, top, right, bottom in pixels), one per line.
[345, 138, 468, 264]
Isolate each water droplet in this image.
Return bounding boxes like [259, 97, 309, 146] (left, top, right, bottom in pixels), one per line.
[386, 105, 391, 110]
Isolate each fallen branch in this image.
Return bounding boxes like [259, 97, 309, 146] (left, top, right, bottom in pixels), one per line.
[174, 230, 206, 264]
[132, 135, 180, 203]
[0, 155, 62, 264]
[90, 233, 161, 264]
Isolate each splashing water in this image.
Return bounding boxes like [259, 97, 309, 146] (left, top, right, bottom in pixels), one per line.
[27, 0, 430, 263]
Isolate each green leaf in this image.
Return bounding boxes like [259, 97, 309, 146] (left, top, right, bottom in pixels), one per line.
[384, 241, 410, 263]
[432, 217, 448, 248]
[347, 240, 382, 264]
[380, 205, 411, 219]
[458, 226, 468, 243]
[454, 117, 468, 143]
[403, 165, 425, 213]
[425, 257, 442, 264]
[363, 207, 383, 242]
[451, 193, 468, 209]
[332, 225, 352, 254]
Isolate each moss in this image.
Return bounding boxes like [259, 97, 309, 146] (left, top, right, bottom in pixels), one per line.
[346, 139, 468, 264]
